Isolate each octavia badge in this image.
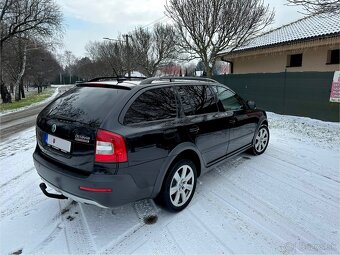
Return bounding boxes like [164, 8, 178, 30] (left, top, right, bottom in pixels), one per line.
[51, 124, 57, 133]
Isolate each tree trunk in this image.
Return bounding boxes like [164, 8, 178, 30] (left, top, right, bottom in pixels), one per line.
[0, 41, 12, 103]
[14, 44, 27, 101]
[1, 81, 12, 103]
[20, 79, 25, 98]
[0, 41, 2, 86]
[15, 80, 21, 101]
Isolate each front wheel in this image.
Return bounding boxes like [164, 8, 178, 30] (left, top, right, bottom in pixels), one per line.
[158, 159, 197, 212]
[250, 125, 269, 155]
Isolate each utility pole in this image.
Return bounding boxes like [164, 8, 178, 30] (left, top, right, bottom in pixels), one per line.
[104, 35, 132, 77]
[125, 34, 131, 78]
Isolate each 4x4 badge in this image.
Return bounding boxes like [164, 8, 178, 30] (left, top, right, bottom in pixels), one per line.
[51, 124, 57, 133]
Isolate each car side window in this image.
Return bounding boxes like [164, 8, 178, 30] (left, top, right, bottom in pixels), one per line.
[124, 87, 177, 125]
[178, 85, 218, 116]
[212, 86, 244, 111]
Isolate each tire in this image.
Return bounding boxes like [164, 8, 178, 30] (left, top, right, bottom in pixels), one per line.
[157, 159, 197, 212]
[250, 125, 270, 155]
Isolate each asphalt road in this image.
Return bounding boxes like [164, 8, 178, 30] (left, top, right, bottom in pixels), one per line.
[0, 102, 49, 141]
[0, 86, 72, 141]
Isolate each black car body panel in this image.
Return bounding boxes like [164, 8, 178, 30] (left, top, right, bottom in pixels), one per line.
[34, 148, 153, 207]
[33, 78, 268, 208]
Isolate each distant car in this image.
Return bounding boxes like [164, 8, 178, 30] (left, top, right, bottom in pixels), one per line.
[33, 76, 269, 212]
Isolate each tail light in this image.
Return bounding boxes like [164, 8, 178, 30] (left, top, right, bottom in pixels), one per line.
[95, 129, 127, 163]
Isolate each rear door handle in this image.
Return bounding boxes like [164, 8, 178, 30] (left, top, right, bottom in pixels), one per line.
[163, 128, 177, 139]
[189, 126, 199, 134]
[164, 128, 177, 135]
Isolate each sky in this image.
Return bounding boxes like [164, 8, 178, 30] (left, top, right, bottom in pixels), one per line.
[55, 0, 304, 58]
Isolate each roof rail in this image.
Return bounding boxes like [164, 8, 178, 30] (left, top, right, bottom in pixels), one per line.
[88, 76, 147, 83]
[139, 76, 218, 85]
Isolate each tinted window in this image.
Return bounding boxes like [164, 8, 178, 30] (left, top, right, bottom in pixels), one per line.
[178, 85, 218, 116]
[212, 86, 243, 111]
[45, 86, 129, 127]
[124, 87, 177, 124]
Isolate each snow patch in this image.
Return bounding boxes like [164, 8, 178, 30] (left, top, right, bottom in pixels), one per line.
[268, 112, 340, 150]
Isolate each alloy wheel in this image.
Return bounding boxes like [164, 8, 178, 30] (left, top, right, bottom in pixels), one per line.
[169, 164, 195, 207]
[255, 127, 269, 153]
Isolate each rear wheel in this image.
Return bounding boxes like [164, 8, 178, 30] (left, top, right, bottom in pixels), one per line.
[250, 125, 269, 155]
[157, 159, 197, 212]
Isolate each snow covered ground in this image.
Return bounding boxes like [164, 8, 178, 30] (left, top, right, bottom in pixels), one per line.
[0, 113, 339, 254]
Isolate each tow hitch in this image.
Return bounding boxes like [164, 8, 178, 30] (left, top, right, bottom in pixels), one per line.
[39, 183, 67, 200]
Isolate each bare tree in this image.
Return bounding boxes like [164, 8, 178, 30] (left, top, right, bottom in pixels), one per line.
[286, 0, 340, 14]
[0, 0, 63, 101]
[165, 0, 274, 77]
[2, 36, 28, 100]
[73, 57, 111, 81]
[3, 38, 60, 97]
[130, 23, 178, 77]
[25, 45, 61, 92]
[63, 50, 77, 84]
[86, 40, 129, 76]
[85, 23, 178, 78]
[73, 57, 92, 81]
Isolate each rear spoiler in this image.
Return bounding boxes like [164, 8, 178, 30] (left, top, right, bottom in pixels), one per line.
[76, 83, 132, 90]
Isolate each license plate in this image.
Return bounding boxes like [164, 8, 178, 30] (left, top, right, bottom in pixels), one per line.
[44, 133, 71, 153]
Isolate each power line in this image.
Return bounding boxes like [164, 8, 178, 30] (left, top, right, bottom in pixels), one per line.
[141, 16, 169, 29]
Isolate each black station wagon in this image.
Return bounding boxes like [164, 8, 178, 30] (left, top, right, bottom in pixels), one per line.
[33, 77, 269, 212]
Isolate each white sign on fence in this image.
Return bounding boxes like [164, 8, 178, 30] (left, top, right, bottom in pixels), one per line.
[330, 71, 340, 103]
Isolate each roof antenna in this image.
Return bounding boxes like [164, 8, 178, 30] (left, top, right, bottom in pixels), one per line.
[111, 67, 126, 83]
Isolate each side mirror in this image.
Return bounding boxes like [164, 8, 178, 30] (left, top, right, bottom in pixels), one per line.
[247, 100, 256, 110]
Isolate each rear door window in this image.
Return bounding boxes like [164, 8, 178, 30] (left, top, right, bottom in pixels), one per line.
[178, 85, 218, 116]
[124, 87, 177, 125]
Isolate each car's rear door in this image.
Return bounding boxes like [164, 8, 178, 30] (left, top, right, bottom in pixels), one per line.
[121, 86, 181, 166]
[176, 85, 229, 165]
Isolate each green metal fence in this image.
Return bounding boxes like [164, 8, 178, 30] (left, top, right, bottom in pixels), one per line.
[214, 72, 340, 122]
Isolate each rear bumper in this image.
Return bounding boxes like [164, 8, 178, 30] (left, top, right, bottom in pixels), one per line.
[41, 179, 108, 208]
[33, 149, 152, 207]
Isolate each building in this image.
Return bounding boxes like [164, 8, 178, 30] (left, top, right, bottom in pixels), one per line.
[219, 14, 340, 74]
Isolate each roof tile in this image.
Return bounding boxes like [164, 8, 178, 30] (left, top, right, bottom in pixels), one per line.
[233, 13, 340, 52]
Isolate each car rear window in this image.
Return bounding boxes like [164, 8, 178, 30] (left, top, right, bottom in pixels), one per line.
[45, 86, 128, 127]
